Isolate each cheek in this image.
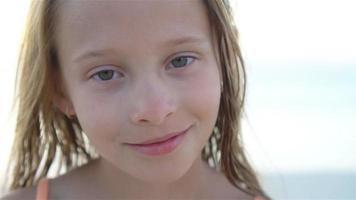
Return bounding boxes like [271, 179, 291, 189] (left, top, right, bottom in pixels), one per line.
[70, 90, 127, 149]
[183, 64, 221, 138]
[186, 80, 220, 119]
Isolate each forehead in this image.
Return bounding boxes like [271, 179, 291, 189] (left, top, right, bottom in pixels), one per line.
[55, 0, 212, 60]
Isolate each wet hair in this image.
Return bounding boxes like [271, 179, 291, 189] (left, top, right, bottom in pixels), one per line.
[5, 0, 270, 198]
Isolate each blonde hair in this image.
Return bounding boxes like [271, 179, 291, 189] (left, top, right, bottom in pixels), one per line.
[6, 0, 270, 198]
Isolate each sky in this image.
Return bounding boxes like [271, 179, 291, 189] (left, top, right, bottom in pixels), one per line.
[232, 0, 356, 173]
[234, 0, 356, 63]
[0, 0, 355, 186]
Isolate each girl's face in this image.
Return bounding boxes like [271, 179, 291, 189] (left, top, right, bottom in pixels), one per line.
[55, 0, 221, 183]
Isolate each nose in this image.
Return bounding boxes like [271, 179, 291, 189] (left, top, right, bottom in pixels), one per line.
[129, 81, 176, 126]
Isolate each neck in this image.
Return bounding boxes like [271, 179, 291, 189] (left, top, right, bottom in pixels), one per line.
[93, 157, 213, 198]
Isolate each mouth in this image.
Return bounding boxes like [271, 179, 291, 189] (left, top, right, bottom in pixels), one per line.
[123, 125, 192, 156]
[125, 125, 192, 146]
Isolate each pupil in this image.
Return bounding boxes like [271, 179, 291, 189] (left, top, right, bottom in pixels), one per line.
[172, 57, 187, 68]
[99, 70, 113, 80]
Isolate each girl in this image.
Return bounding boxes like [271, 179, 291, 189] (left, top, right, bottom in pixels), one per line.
[2, 0, 270, 199]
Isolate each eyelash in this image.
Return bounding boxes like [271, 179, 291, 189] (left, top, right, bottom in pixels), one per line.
[90, 55, 197, 82]
[167, 55, 196, 70]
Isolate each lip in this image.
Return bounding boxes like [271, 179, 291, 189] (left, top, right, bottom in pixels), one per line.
[124, 125, 192, 156]
[126, 125, 192, 145]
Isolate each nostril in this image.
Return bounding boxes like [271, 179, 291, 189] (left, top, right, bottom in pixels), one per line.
[129, 96, 177, 125]
[130, 108, 174, 125]
[139, 119, 149, 123]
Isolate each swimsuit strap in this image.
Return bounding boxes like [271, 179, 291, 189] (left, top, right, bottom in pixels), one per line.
[36, 178, 49, 200]
[255, 196, 267, 200]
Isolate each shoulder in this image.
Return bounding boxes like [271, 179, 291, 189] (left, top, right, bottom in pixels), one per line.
[46, 160, 100, 199]
[1, 185, 36, 200]
[1, 161, 97, 200]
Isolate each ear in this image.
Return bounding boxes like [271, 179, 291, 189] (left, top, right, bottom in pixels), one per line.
[51, 70, 76, 117]
[53, 92, 76, 117]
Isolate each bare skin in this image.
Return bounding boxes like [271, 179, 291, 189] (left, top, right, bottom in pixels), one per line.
[2, 158, 255, 200]
[48, 158, 254, 199]
[2, 1, 260, 199]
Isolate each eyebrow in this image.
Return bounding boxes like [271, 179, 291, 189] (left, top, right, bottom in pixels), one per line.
[73, 36, 208, 63]
[161, 36, 208, 47]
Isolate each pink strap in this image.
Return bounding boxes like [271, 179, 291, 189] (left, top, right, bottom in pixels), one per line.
[36, 178, 48, 200]
[255, 196, 266, 200]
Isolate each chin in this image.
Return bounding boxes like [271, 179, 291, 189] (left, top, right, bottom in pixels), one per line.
[139, 162, 192, 184]
[115, 151, 194, 184]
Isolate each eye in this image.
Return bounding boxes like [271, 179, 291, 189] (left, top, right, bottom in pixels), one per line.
[91, 69, 121, 81]
[169, 56, 196, 69]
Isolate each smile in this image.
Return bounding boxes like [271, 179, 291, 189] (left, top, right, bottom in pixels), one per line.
[124, 125, 192, 156]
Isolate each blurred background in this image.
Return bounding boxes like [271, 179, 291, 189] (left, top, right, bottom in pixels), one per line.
[0, 0, 355, 199]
